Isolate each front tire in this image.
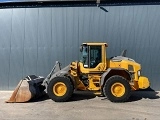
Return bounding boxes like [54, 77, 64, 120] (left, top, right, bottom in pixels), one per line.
[103, 75, 131, 102]
[47, 76, 73, 102]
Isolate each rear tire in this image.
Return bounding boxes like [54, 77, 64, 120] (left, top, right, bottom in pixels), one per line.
[47, 76, 73, 102]
[103, 75, 131, 102]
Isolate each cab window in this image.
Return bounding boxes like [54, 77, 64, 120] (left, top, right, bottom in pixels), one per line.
[90, 46, 101, 68]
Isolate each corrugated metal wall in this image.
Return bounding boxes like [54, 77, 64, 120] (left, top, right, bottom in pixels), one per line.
[0, 5, 160, 90]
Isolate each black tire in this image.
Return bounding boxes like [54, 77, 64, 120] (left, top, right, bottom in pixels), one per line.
[103, 75, 131, 102]
[47, 76, 73, 102]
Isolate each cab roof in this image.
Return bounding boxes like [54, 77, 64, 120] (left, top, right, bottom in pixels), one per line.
[82, 42, 108, 47]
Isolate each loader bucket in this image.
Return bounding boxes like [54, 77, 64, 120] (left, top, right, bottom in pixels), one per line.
[6, 75, 45, 103]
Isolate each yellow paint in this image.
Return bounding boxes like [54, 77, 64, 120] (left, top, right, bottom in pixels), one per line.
[88, 75, 101, 91]
[111, 82, 125, 97]
[53, 82, 67, 96]
[109, 60, 141, 81]
[76, 79, 87, 90]
[83, 42, 108, 46]
[138, 76, 150, 89]
[69, 42, 150, 95]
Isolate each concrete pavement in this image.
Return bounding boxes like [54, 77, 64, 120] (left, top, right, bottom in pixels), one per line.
[0, 91, 160, 120]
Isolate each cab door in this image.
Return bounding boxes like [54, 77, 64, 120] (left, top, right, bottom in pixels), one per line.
[89, 46, 102, 68]
[79, 45, 106, 73]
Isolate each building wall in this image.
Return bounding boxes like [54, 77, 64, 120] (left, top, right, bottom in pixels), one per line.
[0, 5, 160, 90]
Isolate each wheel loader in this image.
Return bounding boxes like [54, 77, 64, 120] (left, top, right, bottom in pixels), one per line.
[6, 42, 150, 103]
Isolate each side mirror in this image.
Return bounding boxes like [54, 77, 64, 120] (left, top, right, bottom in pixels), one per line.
[80, 45, 83, 52]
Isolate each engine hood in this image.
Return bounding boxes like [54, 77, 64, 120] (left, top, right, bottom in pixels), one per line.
[109, 56, 141, 70]
[111, 56, 135, 62]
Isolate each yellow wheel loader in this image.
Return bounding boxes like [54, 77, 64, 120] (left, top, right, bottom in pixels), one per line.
[6, 42, 150, 103]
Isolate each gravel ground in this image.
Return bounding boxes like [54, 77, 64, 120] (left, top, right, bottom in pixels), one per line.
[0, 91, 160, 120]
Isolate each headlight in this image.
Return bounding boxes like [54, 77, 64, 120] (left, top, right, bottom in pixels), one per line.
[138, 70, 141, 77]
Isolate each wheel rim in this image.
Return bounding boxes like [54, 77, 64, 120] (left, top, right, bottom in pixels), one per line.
[111, 82, 125, 97]
[53, 82, 67, 96]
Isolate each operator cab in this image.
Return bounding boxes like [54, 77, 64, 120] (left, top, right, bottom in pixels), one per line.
[80, 43, 107, 70]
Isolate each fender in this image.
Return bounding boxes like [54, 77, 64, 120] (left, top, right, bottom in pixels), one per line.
[45, 66, 76, 89]
[100, 68, 132, 86]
